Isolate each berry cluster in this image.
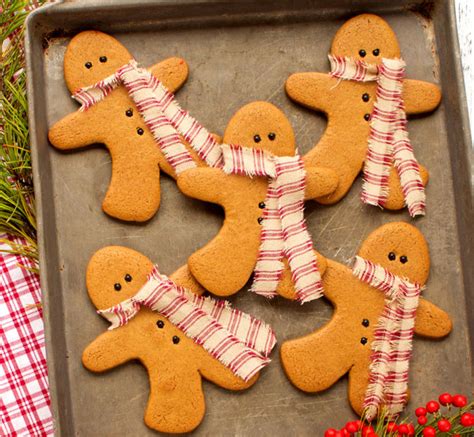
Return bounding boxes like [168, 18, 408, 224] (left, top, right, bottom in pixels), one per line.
[324, 393, 473, 436]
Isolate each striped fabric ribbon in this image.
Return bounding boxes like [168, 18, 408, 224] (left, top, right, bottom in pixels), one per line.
[98, 265, 277, 382]
[222, 144, 324, 304]
[329, 55, 426, 217]
[352, 256, 422, 420]
[72, 60, 223, 174]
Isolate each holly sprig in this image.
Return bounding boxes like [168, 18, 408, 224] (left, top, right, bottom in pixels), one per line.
[0, 0, 46, 266]
[324, 393, 474, 437]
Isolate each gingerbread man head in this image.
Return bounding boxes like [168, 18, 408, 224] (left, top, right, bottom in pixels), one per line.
[223, 101, 296, 156]
[83, 246, 263, 433]
[331, 14, 401, 63]
[357, 221, 430, 285]
[64, 31, 133, 92]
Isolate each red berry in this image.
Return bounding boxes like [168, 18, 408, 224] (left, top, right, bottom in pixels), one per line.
[386, 421, 398, 432]
[460, 412, 474, 427]
[415, 407, 427, 417]
[438, 393, 452, 406]
[426, 401, 440, 413]
[324, 429, 337, 437]
[362, 426, 375, 437]
[422, 426, 436, 437]
[340, 429, 350, 437]
[437, 419, 451, 432]
[334, 431, 344, 437]
[452, 394, 468, 408]
[345, 422, 358, 433]
[398, 424, 409, 435]
[353, 420, 363, 430]
[417, 415, 428, 425]
[407, 424, 415, 436]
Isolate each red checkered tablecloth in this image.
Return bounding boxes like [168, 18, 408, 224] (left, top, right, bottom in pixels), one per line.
[0, 237, 54, 436]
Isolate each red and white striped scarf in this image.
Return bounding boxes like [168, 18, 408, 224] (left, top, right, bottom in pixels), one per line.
[352, 256, 422, 420]
[98, 265, 277, 382]
[222, 144, 324, 304]
[329, 55, 426, 217]
[72, 60, 223, 174]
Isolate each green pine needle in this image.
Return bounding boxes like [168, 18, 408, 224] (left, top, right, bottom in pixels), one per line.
[1, 0, 46, 266]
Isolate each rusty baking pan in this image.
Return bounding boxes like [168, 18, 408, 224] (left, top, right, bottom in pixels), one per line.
[25, 0, 472, 435]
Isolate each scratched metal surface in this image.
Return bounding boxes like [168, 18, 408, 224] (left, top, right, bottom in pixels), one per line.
[25, 1, 472, 435]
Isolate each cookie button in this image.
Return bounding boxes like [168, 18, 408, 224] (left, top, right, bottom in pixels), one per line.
[257, 217, 264, 224]
[156, 320, 164, 329]
[172, 336, 180, 344]
[362, 319, 370, 327]
[114, 283, 121, 291]
[364, 113, 371, 121]
[362, 93, 370, 102]
[359, 49, 366, 58]
[125, 109, 133, 117]
[124, 274, 132, 282]
[360, 337, 368, 345]
[258, 202, 266, 209]
[137, 128, 144, 135]
[85, 61, 92, 69]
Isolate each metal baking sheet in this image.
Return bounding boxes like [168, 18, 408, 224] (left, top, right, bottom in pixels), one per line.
[25, 0, 473, 435]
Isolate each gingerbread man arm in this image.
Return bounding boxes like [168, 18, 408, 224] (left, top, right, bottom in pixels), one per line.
[48, 109, 102, 150]
[177, 167, 227, 204]
[285, 72, 336, 114]
[82, 328, 136, 372]
[304, 166, 339, 200]
[149, 57, 189, 93]
[169, 264, 205, 296]
[403, 79, 441, 115]
[414, 298, 452, 338]
[198, 350, 258, 390]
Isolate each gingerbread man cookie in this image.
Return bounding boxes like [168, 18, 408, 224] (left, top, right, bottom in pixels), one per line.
[281, 222, 452, 418]
[83, 246, 276, 433]
[48, 31, 191, 222]
[286, 14, 441, 215]
[177, 101, 338, 299]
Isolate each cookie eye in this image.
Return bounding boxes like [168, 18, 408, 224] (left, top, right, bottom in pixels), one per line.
[388, 252, 396, 261]
[99, 56, 107, 63]
[400, 255, 408, 264]
[125, 109, 133, 117]
[372, 48, 380, 56]
[172, 335, 180, 344]
[124, 274, 132, 282]
[114, 283, 121, 291]
[85, 62, 92, 69]
[137, 128, 144, 136]
[359, 49, 366, 58]
[156, 320, 164, 329]
[268, 132, 276, 141]
[254, 134, 261, 143]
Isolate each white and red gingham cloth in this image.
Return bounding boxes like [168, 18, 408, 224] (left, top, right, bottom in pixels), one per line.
[99, 265, 277, 382]
[352, 255, 422, 420]
[73, 60, 224, 174]
[329, 55, 426, 217]
[0, 236, 53, 436]
[222, 144, 324, 303]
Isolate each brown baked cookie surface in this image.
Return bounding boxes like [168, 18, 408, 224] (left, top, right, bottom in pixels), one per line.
[285, 14, 440, 210]
[83, 246, 257, 434]
[48, 31, 192, 222]
[177, 101, 338, 297]
[280, 222, 452, 416]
